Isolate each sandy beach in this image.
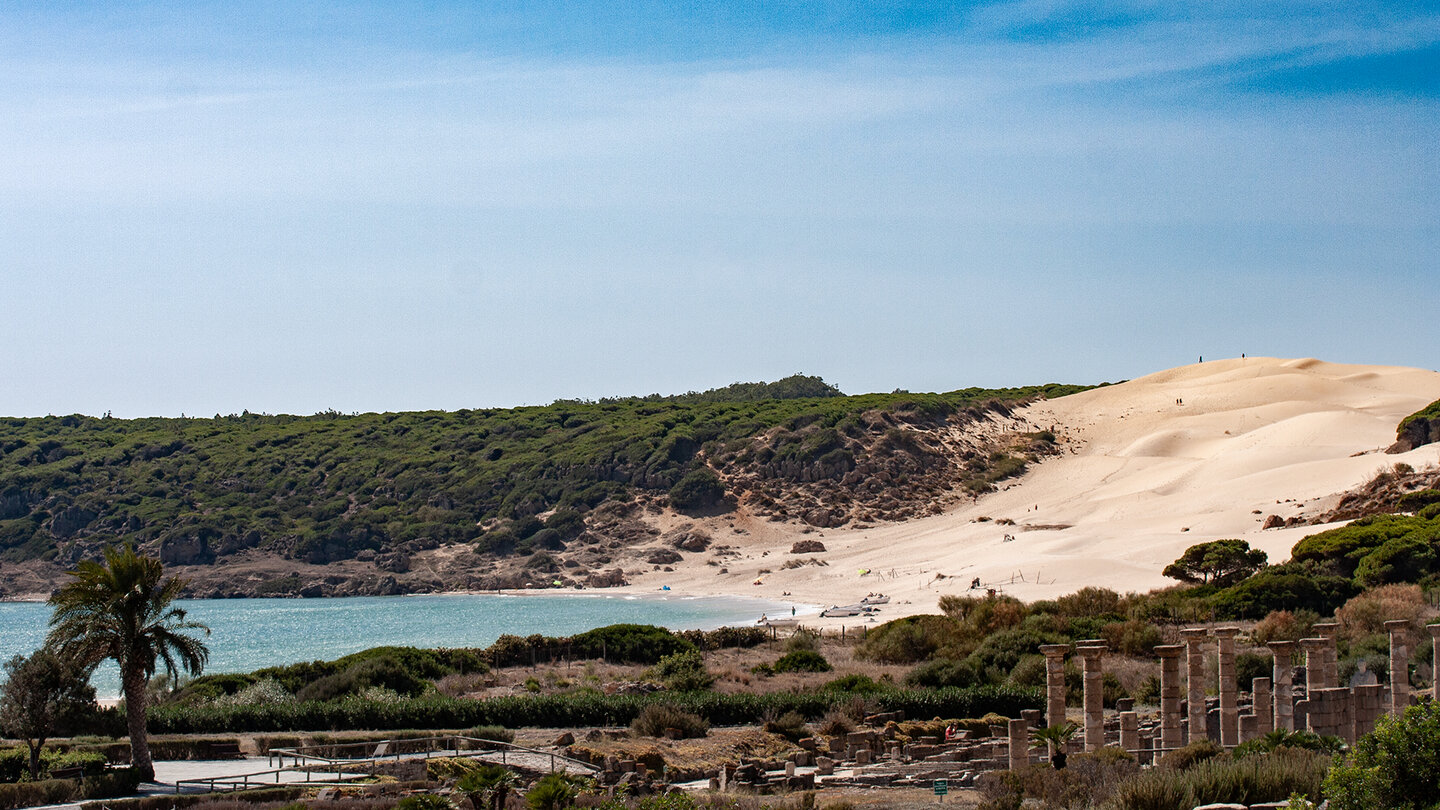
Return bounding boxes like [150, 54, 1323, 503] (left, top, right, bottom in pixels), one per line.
[608, 357, 1440, 625]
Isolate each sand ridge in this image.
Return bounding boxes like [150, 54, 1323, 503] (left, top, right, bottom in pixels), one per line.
[614, 357, 1440, 624]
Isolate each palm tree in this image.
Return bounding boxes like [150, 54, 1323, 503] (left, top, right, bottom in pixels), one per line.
[46, 544, 210, 780]
[1029, 721, 1079, 769]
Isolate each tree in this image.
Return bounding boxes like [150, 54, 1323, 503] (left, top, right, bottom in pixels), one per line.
[45, 544, 210, 781]
[1163, 539, 1267, 586]
[0, 648, 96, 780]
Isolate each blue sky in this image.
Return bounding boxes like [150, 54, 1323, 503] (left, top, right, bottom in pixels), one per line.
[2, 1, 1437, 417]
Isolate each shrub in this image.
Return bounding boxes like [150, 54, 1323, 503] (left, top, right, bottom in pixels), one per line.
[296, 657, 427, 702]
[1053, 587, 1125, 619]
[395, 795, 453, 810]
[667, 469, 726, 513]
[571, 625, 695, 665]
[465, 725, 515, 743]
[1335, 584, 1428, 639]
[855, 615, 961, 663]
[906, 659, 980, 689]
[762, 711, 810, 742]
[630, 704, 709, 739]
[525, 773, 576, 810]
[79, 767, 141, 800]
[1113, 748, 1329, 809]
[1101, 620, 1163, 658]
[650, 650, 714, 691]
[1253, 610, 1319, 645]
[0, 779, 77, 810]
[1324, 698, 1440, 810]
[1236, 653, 1274, 689]
[1158, 740, 1223, 771]
[772, 650, 831, 674]
[821, 674, 889, 694]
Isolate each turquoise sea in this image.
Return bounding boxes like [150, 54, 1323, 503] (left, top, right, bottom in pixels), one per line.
[0, 592, 794, 698]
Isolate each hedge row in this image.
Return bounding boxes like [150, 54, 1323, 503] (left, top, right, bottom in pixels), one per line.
[149, 686, 1041, 734]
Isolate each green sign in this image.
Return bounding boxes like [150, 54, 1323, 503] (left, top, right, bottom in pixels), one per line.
[933, 779, 948, 795]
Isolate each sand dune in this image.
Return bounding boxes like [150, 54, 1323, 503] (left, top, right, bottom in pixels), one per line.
[622, 357, 1440, 623]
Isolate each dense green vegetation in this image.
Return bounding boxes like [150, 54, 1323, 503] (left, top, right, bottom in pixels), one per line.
[146, 684, 1040, 734]
[0, 377, 1084, 566]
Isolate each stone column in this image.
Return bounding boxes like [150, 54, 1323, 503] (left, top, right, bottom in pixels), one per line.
[1181, 628, 1209, 744]
[1119, 711, 1139, 754]
[1430, 625, 1440, 703]
[1314, 622, 1341, 689]
[1077, 642, 1108, 752]
[1385, 620, 1411, 716]
[1252, 677, 1273, 737]
[1213, 627, 1240, 747]
[1008, 717, 1029, 771]
[1267, 641, 1296, 732]
[1155, 644, 1185, 751]
[1300, 638, 1329, 694]
[1040, 644, 1070, 729]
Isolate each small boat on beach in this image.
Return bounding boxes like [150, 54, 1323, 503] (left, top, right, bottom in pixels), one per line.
[860, 593, 889, 605]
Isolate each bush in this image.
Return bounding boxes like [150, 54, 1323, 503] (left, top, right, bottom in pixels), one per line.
[296, 657, 427, 702]
[0, 779, 77, 810]
[1158, 740, 1223, 771]
[395, 795, 453, 810]
[650, 650, 714, 691]
[1253, 610, 1319, 645]
[1324, 698, 1440, 810]
[1101, 620, 1163, 658]
[571, 625, 695, 665]
[147, 685, 1039, 734]
[667, 469, 726, 513]
[1336, 584, 1428, 639]
[772, 650, 831, 673]
[525, 773, 576, 810]
[762, 710, 810, 742]
[1112, 748, 1329, 809]
[856, 615, 961, 664]
[79, 767, 141, 800]
[630, 704, 709, 739]
[464, 725, 515, 743]
[906, 659, 980, 689]
[1209, 565, 1358, 620]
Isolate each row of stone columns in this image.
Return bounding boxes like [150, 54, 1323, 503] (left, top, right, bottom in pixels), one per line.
[1030, 622, 1440, 763]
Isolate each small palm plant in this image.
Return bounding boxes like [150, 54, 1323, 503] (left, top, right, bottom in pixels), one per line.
[457, 765, 519, 810]
[1030, 721, 1080, 769]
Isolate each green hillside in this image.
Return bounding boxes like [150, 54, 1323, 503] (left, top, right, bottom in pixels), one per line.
[0, 376, 1086, 568]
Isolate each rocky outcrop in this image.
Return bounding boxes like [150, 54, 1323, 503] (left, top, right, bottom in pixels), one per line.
[1388, 412, 1439, 453]
[790, 540, 827, 554]
[161, 533, 215, 566]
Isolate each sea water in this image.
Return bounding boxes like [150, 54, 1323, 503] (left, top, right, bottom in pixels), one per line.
[0, 592, 796, 698]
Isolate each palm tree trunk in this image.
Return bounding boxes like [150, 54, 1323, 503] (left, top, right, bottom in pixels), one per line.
[123, 669, 154, 781]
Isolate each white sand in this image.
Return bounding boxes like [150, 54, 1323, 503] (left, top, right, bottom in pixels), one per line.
[615, 357, 1440, 624]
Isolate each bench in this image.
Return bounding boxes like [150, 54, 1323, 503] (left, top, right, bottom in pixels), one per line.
[50, 767, 85, 781]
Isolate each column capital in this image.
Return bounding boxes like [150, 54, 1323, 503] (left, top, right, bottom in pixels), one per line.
[1265, 640, 1297, 654]
[1180, 627, 1209, 640]
[1299, 637, 1329, 651]
[1384, 619, 1411, 633]
[1153, 644, 1184, 658]
[1312, 622, 1340, 637]
[1211, 626, 1241, 639]
[1039, 644, 1071, 658]
[1077, 643, 1108, 659]
[1427, 623, 1440, 639]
